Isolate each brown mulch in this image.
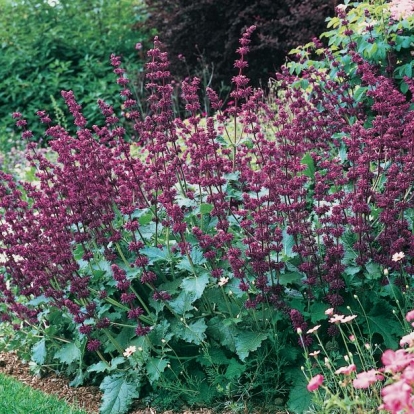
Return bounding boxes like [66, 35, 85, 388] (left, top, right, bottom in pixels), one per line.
[0, 352, 241, 414]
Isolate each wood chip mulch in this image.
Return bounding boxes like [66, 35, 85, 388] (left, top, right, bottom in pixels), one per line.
[0, 352, 239, 414]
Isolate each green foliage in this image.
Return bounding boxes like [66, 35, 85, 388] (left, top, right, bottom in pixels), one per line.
[288, 0, 414, 96]
[0, 0, 150, 139]
[99, 374, 140, 414]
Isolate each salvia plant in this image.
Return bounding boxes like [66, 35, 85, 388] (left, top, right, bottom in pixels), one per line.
[0, 1, 414, 413]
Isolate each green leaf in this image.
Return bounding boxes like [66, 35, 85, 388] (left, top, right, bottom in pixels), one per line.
[282, 229, 296, 258]
[88, 361, 111, 374]
[140, 246, 170, 262]
[365, 314, 401, 349]
[199, 203, 213, 214]
[69, 369, 85, 387]
[32, 339, 47, 365]
[146, 357, 169, 384]
[365, 261, 381, 280]
[181, 273, 209, 300]
[225, 359, 246, 380]
[169, 291, 196, 315]
[286, 370, 312, 413]
[279, 272, 302, 286]
[100, 374, 140, 414]
[177, 319, 207, 345]
[234, 331, 268, 361]
[309, 302, 329, 324]
[190, 246, 207, 265]
[197, 347, 230, 367]
[54, 342, 81, 365]
[301, 153, 315, 178]
[138, 211, 153, 225]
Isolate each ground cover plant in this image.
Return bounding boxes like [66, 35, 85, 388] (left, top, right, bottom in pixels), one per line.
[0, 371, 88, 414]
[1, 0, 414, 413]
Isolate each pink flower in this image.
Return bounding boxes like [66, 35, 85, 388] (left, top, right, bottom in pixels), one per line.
[382, 349, 414, 373]
[389, 0, 414, 20]
[402, 365, 414, 385]
[406, 310, 414, 322]
[307, 325, 321, 334]
[329, 314, 345, 324]
[342, 315, 357, 323]
[381, 380, 412, 413]
[325, 308, 334, 316]
[353, 369, 384, 389]
[307, 374, 324, 392]
[400, 332, 414, 347]
[335, 364, 357, 375]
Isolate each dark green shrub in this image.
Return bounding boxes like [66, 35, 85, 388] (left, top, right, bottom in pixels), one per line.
[0, 0, 150, 140]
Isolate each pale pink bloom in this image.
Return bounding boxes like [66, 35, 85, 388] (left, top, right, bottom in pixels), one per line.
[349, 335, 355, 342]
[218, 276, 229, 286]
[353, 369, 384, 389]
[309, 350, 321, 357]
[335, 364, 356, 375]
[406, 310, 414, 322]
[382, 349, 414, 373]
[381, 380, 412, 413]
[400, 332, 414, 347]
[307, 374, 324, 392]
[342, 315, 357, 323]
[392, 251, 405, 262]
[402, 365, 414, 385]
[135, 42, 142, 50]
[329, 314, 345, 324]
[389, 0, 414, 20]
[325, 308, 334, 316]
[123, 345, 137, 357]
[307, 325, 321, 334]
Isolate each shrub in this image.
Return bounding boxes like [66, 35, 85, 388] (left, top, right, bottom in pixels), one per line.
[141, 0, 340, 91]
[1, 1, 414, 413]
[0, 0, 150, 140]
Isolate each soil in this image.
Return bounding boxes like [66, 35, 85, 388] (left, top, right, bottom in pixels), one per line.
[0, 352, 229, 414]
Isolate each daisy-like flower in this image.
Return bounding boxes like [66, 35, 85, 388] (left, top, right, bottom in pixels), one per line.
[307, 325, 321, 334]
[123, 345, 137, 357]
[329, 314, 345, 324]
[325, 308, 334, 316]
[309, 350, 321, 357]
[218, 276, 229, 287]
[335, 364, 357, 375]
[342, 315, 358, 323]
[392, 251, 405, 262]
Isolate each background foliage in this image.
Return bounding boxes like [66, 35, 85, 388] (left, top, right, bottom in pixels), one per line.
[0, 0, 150, 140]
[142, 0, 341, 91]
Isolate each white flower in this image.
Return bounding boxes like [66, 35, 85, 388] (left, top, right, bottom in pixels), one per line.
[123, 345, 137, 357]
[218, 276, 229, 287]
[392, 251, 405, 262]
